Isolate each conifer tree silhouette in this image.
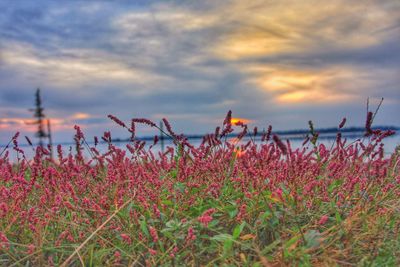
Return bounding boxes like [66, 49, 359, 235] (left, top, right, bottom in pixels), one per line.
[29, 88, 47, 147]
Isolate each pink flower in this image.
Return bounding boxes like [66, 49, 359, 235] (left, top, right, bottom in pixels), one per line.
[27, 244, 35, 254]
[198, 215, 213, 227]
[236, 204, 247, 222]
[365, 111, 373, 136]
[132, 118, 157, 127]
[162, 118, 177, 139]
[148, 248, 157, 255]
[318, 215, 329, 225]
[272, 188, 283, 201]
[0, 232, 9, 249]
[108, 115, 126, 128]
[153, 204, 161, 218]
[186, 227, 196, 241]
[273, 135, 287, 155]
[198, 209, 216, 227]
[0, 202, 8, 217]
[339, 118, 347, 129]
[114, 250, 121, 264]
[149, 226, 158, 243]
[223, 110, 232, 126]
[120, 233, 131, 244]
[74, 125, 84, 139]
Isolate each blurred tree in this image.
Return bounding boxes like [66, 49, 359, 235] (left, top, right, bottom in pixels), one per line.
[29, 88, 46, 147]
[28, 88, 52, 152]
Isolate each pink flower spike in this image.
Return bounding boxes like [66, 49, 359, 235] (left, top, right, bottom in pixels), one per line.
[186, 227, 196, 241]
[114, 250, 121, 264]
[198, 209, 216, 227]
[108, 114, 126, 128]
[149, 226, 158, 243]
[120, 233, 131, 244]
[318, 215, 329, 225]
[339, 118, 347, 129]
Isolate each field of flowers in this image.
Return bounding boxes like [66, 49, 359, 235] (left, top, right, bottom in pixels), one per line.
[0, 111, 399, 266]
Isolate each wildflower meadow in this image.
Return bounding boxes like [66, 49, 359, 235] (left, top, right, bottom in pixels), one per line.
[0, 111, 399, 266]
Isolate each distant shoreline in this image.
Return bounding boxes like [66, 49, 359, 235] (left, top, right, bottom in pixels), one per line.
[3, 125, 398, 148]
[110, 125, 399, 142]
[112, 126, 400, 142]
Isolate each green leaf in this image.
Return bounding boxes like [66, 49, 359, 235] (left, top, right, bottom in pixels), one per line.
[211, 233, 234, 242]
[165, 219, 180, 229]
[335, 211, 342, 223]
[140, 219, 150, 238]
[223, 239, 233, 255]
[207, 219, 219, 228]
[161, 231, 174, 239]
[174, 182, 185, 193]
[260, 210, 271, 221]
[228, 209, 238, 219]
[225, 205, 238, 219]
[169, 169, 177, 178]
[261, 239, 281, 254]
[233, 222, 246, 239]
[162, 200, 174, 206]
[284, 235, 301, 248]
[304, 230, 322, 249]
[328, 180, 342, 193]
[158, 240, 165, 253]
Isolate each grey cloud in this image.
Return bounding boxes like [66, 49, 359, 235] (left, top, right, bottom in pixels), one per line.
[0, 0, 399, 143]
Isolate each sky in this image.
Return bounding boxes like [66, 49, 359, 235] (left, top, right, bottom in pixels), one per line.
[1, 0, 399, 144]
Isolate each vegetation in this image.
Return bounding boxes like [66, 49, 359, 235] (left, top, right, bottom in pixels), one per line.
[27, 88, 53, 158]
[0, 111, 399, 266]
[28, 89, 47, 147]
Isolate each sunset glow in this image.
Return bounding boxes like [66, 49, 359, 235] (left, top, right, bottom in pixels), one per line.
[0, 0, 399, 143]
[72, 113, 91, 120]
[231, 118, 251, 125]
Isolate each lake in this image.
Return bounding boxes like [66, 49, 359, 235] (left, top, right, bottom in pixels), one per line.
[3, 132, 399, 161]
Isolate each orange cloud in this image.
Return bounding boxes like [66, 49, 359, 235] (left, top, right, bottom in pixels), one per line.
[71, 112, 91, 120]
[0, 118, 36, 125]
[276, 90, 351, 104]
[0, 118, 37, 132]
[213, 32, 294, 60]
[0, 116, 77, 133]
[245, 66, 360, 104]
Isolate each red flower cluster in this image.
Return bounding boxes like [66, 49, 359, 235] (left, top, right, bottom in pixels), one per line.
[198, 208, 216, 227]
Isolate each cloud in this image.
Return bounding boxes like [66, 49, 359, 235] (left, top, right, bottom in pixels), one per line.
[0, 0, 399, 144]
[0, 42, 171, 89]
[202, 0, 400, 105]
[242, 63, 400, 105]
[71, 112, 91, 120]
